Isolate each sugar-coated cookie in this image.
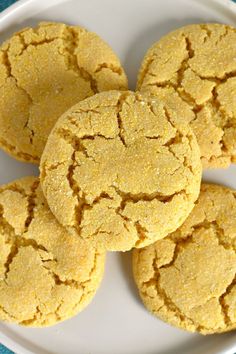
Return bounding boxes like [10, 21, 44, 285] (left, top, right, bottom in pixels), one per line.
[137, 24, 236, 168]
[133, 183, 236, 334]
[40, 90, 202, 251]
[0, 22, 127, 163]
[0, 177, 105, 326]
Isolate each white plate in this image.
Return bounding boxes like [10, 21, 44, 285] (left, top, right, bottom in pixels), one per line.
[0, 0, 236, 353]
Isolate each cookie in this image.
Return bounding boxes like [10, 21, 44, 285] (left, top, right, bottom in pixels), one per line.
[0, 177, 105, 327]
[137, 23, 236, 168]
[40, 90, 202, 251]
[0, 22, 127, 163]
[133, 183, 236, 334]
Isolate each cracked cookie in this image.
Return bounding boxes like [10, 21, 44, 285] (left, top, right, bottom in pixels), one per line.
[0, 21, 127, 163]
[0, 177, 105, 327]
[40, 90, 202, 251]
[133, 183, 236, 334]
[137, 23, 236, 168]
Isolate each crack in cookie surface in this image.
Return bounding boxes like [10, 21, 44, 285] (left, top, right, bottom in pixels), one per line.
[0, 177, 105, 327]
[0, 21, 127, 163]
[137, 24, 236, 168]
[133, 183, 236, 334]
[40, 90, 202, 251]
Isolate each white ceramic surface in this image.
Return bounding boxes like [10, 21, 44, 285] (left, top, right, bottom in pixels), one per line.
[0, 0, 236, 353]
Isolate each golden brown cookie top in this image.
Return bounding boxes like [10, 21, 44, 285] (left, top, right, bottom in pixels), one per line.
[0, 177, 105, 327]
[0, 21, 127, 163]
[40, 90, 202, 251]
[137, 23, 236, 168]
[133, 183, 236, 334]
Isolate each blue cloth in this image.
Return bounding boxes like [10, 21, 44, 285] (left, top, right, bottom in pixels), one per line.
[0, 0, 17, 12]
[0, 345, 13, 354]
[0, 0, 236, 354]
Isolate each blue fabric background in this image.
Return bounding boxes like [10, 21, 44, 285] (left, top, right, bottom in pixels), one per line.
[0, 345, 13, 354]
[0, 0, 16, 12]
[0, 0, 236, 353]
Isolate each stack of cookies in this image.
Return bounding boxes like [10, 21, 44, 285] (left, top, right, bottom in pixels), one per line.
[0, 21, 235, 335]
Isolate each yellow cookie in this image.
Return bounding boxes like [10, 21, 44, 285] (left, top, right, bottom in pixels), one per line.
[133, 183, 236, 334]
[0, 21, 127, 163]
[137, 23, 236, 168]
[0, 177, 105, 327]
[40, 90, 202, 251]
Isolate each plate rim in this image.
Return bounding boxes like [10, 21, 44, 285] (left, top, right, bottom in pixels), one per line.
[0, 0, 236, 353]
